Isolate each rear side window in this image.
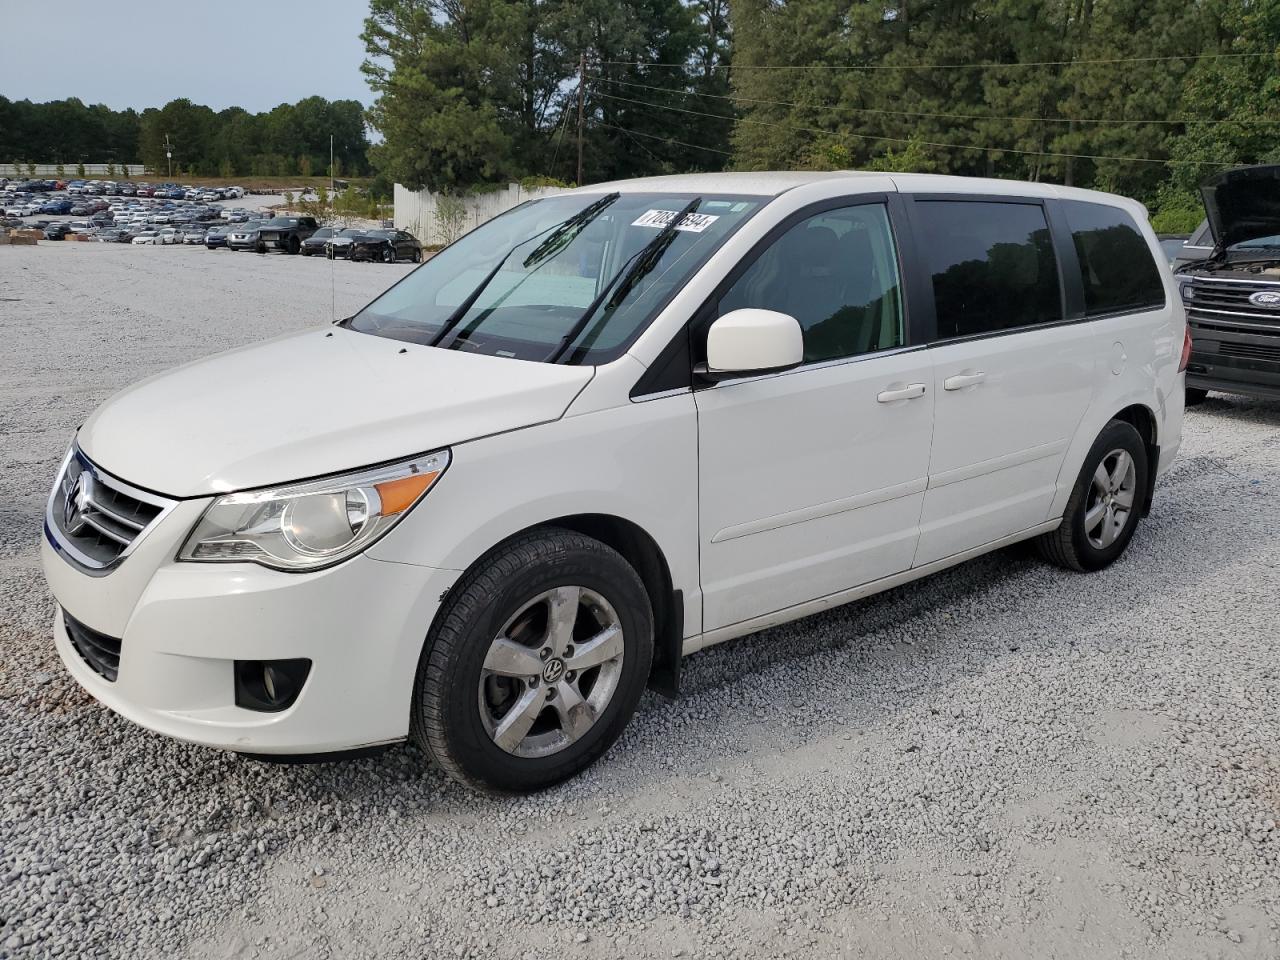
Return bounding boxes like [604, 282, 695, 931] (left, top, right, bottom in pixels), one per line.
[915, 200, 1062, 339]
[1062, 201, 1166, 315]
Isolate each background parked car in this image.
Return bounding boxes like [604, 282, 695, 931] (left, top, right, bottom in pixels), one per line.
[227, 220, 266, 252]
[256, 215, 320, 254]
[348, 228, 423, 263]
[1170, 219, 1213, 270]
[300, 226, 337, 256]
[324, 227, 363, 259]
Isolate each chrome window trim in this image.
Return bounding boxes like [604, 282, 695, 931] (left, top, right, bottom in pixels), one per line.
[1185, 275, 1280, 285]
[44, 446, 178, 577]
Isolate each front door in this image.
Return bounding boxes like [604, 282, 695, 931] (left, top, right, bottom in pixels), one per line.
[695, 200, 935, 631]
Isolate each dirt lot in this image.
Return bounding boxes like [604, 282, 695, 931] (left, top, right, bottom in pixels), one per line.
[2, 242, 1279, 960]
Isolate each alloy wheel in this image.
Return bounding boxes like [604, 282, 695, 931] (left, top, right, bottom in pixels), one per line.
[1084, 448, 1137, 549]
[478, 586, 625, 759]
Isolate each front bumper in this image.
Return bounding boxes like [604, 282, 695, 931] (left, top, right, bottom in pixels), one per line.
[42, 518, 457, 755]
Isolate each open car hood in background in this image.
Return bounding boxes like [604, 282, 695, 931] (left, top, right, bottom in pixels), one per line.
[1200, 164, 1280, 251]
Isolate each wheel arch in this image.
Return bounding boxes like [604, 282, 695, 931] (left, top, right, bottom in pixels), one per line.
[433, 513, 684, 698]
[1110, 403, 1159, 516]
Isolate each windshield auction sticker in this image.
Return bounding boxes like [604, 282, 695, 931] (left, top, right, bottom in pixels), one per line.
[632, 209, 720, 233]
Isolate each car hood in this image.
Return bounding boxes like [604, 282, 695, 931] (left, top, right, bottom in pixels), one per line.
[78, 326, 594, 497]
[1200, 164, 1280, 250]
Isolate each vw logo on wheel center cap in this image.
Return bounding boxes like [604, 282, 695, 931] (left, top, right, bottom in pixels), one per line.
[1248, 290, 1280, 308]
[542, 658, 566, 684]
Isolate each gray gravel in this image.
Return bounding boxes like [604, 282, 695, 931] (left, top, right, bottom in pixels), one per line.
[3, 242, 1280, 959]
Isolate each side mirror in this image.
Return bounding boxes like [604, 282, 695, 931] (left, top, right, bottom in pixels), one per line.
[700, 308, 804, 382]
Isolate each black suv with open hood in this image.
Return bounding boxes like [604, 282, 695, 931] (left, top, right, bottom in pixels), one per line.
[1176, 164, 1280, 404]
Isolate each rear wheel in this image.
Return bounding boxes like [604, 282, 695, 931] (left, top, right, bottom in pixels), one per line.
[412, 248, 423, 263]
[1036, 420, 1148, 572]
[1185, 387, 1208, 407]
[412, 528, 653, 792]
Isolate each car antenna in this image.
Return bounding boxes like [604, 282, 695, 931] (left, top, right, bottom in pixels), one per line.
[330, 195, 337, 325]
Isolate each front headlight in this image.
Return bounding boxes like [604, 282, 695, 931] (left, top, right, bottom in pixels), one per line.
[178, 450, 449, 571]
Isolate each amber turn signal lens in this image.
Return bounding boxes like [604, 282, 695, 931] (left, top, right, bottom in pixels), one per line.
[375, 470, 441, 515]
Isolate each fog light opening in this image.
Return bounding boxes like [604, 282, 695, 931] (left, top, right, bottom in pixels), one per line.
[234, 658, 312, 713]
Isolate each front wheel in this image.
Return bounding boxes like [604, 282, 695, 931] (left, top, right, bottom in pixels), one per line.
[412, 528, 654, 792]
[1036, 420, 1148, 572]
[382, 245, 396, 264]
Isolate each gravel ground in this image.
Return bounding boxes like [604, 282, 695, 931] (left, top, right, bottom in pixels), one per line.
[2, 242, 1280, 960]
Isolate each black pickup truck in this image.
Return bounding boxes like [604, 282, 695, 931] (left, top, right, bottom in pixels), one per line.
[1176, 165, 1280, 404]
[255, 215, 320, 254]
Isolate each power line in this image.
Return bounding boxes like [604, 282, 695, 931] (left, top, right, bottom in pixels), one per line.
[549, 103, 573, 175]
[598, 51, 1277, 71]
[588, 119, 735, 158]
[592, 90, 1236, 167]
[592, 74, 1280, 127]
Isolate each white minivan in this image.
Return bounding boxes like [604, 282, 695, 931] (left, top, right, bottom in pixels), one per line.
[42, 172, 1186, 791]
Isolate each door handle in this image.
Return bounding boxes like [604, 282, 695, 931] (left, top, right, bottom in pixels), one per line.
[943, 371, 987, 391]
[876, 382, 927, 403]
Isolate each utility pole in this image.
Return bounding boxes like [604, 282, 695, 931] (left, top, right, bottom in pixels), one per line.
[576, 53, 586, 187]
[329, 134, 335, 218]
[164, 133, 173, 180]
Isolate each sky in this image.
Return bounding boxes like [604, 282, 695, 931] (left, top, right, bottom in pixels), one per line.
[0, 1, 374, 114]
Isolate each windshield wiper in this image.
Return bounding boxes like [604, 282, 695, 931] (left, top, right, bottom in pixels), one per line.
[522, 192, 620, 269]
[545, 197, 702, 364]
[429, 193, 620, 348]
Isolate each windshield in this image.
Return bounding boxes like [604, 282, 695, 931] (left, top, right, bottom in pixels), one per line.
[1229, 234, 1280, 252]
[264, 217, 298, 228]
[347, 192, 763, 364]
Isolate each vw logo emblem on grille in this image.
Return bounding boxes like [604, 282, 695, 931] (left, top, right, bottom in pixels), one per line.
[63, 471, 94, 535]
[542, 658, 566, 684]
[1248, 290, 1280, 308]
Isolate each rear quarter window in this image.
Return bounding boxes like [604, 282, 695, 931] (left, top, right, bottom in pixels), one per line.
[1062, 200, 1166, 315]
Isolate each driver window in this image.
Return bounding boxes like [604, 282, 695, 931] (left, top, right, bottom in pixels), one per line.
[718, 203, 904, 363]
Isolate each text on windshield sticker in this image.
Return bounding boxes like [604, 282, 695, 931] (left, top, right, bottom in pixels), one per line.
[631, 209, 720, 233]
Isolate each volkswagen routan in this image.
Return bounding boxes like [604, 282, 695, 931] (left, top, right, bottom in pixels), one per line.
[42, 172, 1186, 791]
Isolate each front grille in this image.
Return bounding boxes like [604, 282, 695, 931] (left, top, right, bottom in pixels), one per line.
[64, 610, 122, 681]
[46, 449, 174, 572]
[1185, 277, 1280, 330]
[1220, 340, 1280, 363]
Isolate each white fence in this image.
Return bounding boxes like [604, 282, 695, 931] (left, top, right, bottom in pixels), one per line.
[10, 163, 145, 177]
[393, 182, 564, 245]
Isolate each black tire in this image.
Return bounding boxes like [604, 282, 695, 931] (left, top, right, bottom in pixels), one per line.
[411, 248, 422, 263]
[1185, 387, 1208, 407]
[412, 528, 654, 793]
[287, 235, 301, 255]
[382, 245, 396, 264]
[1036, 420, 1148, 572]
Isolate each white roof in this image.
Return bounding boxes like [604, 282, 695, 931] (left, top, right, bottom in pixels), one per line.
[572, 169, 1143, 213]
[576, 170, 881, 197]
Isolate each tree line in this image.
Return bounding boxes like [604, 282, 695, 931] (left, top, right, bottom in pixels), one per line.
[0, 95, 370, 179]
[362, 0, 1279, 230]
